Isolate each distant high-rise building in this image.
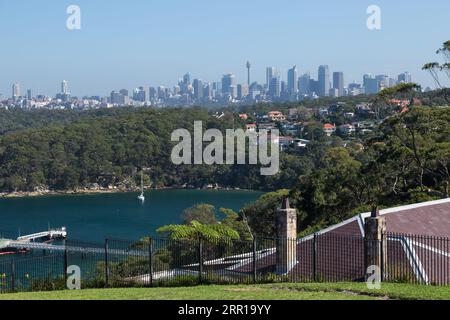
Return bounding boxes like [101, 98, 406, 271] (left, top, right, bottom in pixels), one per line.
[329, 88, 339, 97]
[12, 83, 20, 100]
[27, 89, 32, 100]
[388, 78, 398, 88]
[222, 74, 237, 95]
[149, 87, 157, 99]
[363, 75, 380, 94]
[203, 83, 212, 99]
[363, 74, 372, 87]
[299, 73, 311, 96]
[398, 72, 412, 84]
[376, 75, 389, 90]
[212, 82, 222, 92]
[318, 65, 330, 97]
[280, 81, 287, 97]
[61, 80, 69, 94]
[237, 84, 249, 100]
[119, 89, 129, 97]
[287, 66, 298, 94]
[266, 67, 276, 88]
[193, 79, 203, 100]
[348, 82, 363, 96]
[333, 72, 344, 97]
[183, 73, 191, 85]
[158, 86, 167, 100]
[269, 76, 281, 98]
[229, 85, 238, 99]
[133, 86, 148, 102]
[110, 90, 124, 105]
[309, 79, 319, 95]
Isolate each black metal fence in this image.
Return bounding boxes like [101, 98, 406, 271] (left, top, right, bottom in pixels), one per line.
[0, 232, 449, 294]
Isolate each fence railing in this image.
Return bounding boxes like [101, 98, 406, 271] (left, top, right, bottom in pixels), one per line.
[0, 232, 449, 294]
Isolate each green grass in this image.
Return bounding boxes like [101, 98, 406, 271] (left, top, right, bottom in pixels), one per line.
[1, 283, 449, 300]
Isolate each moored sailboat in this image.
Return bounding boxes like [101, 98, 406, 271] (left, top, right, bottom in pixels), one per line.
[138, 172, 145, 202]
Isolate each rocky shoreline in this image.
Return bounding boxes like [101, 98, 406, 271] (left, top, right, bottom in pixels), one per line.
[0, 184, 250, 199]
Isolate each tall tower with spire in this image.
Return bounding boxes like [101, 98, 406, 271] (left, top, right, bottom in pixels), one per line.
[246, 61, 251, 86]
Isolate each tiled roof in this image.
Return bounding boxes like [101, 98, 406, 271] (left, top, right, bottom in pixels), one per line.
[184, 199, 450, 285]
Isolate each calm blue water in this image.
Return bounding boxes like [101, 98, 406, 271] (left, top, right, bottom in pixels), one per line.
[0, 190, 262, 242]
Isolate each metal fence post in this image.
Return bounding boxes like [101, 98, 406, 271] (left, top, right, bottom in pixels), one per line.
[64, 248, 68, 282]
[380, 233, 385, 282]
[104, 238, 109, 288]
[313, 233, 318, 282]
[10, 260, 15, 293]
[149, 237, 153, 287]
[252, 238, 257, 284]
[198, 237, 203, 284]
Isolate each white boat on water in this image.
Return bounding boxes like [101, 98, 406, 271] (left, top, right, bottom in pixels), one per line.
[138, 172, 145, 202]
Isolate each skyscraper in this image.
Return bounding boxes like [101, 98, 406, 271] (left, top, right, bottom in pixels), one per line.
[309, 79, 319, 95]
[363, 74, 380, 94]
[203, 83, 212, 100]
[269, 76, 281, 98]
[12, 83, 20, 100]
[222, 74, 237, 95]
[287, 66, 298, 94]
[398, 72, 412, 83]
[376, 75, 389, 90]
[133, 87, 148, 102]
[193, 79, 203, 100]
[318, 65, 330, 97]
[183, 73, 191, 85]
[299, 73, 311, 96]
[61, 80, 69, 94]
[110, 90, 125, 105]
[266, 67, 276, 88]
[333, 72, 344, 97]
[27, 89, 32, 100]
[237, 84, 249, 100]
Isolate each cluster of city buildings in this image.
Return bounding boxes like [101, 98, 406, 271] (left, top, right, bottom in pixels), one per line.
[0, 64, 415, 110]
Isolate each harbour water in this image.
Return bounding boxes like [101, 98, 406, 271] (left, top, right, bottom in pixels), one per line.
[0, 190, 262, 242]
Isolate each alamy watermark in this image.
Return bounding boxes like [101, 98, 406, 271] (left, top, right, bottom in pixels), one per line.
[366, 265, 382, 290]
[366, 5, 381, 31]
[66, 5, 81, 30]
[67, 265, 81, 290]
[171, 121, 280, 176]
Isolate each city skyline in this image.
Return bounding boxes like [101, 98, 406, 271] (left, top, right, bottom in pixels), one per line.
[0, 0, 449, 96]
[1, 64, 422, 110]
[0, 61, 439, 99]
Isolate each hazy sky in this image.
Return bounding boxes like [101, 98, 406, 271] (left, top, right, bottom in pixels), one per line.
[0, 0, 449, 97]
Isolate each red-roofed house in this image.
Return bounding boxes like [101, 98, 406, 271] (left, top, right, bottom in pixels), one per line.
[268, 111, 286, 122]
[323, 123, 336, 136]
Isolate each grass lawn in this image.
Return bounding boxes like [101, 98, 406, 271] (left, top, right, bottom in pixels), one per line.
[1, 283, 449, 300]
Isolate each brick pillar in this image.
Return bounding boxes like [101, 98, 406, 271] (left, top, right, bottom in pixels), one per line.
[364, 207, 387, 280]
[276, 198, 297, 275]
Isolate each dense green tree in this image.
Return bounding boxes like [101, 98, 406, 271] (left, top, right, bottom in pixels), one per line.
[182, 204, 217, 225]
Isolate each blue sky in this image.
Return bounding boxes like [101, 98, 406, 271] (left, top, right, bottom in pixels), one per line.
[0, 0, 449, 97]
